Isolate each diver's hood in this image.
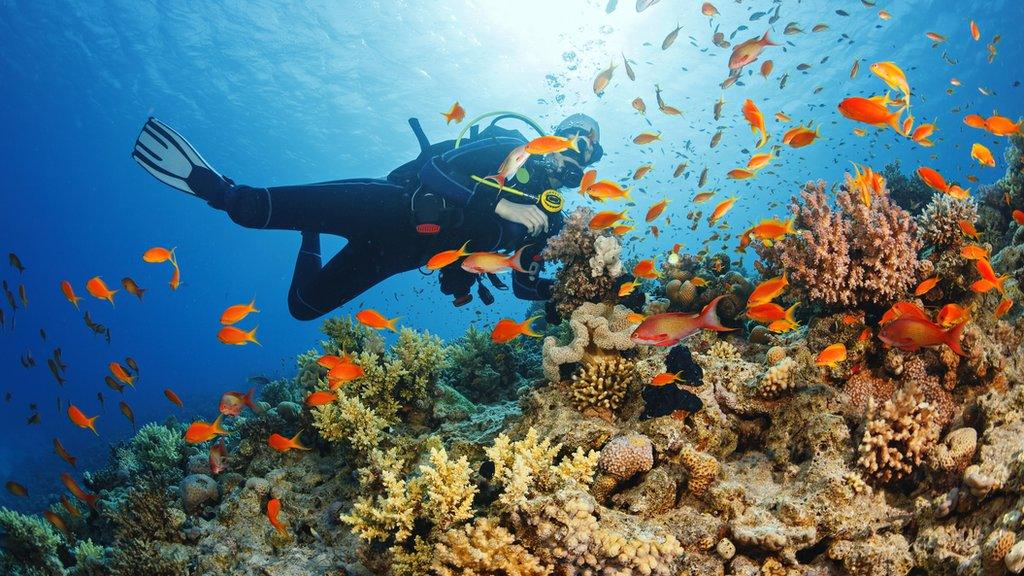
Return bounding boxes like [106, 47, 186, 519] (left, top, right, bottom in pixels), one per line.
[554, 113, 603, 166]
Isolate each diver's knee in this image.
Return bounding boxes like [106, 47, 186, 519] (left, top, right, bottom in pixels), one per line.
[288, 290, 326, 321]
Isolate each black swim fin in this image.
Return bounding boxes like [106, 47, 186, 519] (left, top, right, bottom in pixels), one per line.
[132, 117, 224, 198]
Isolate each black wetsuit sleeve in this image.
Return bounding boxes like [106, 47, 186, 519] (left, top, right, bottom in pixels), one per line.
[511, 211, 563, 301]
[417, 137, 524, 210]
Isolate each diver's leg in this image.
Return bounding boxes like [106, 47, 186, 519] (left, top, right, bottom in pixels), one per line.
[221, 179, 407, 236]
[287, 232, 417, 321]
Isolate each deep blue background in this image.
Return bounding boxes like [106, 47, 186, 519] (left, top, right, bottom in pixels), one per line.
[1, 0, 1021, 512]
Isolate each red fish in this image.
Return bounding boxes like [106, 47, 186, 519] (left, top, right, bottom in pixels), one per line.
[185, 415, 228, 444]
[267, 498, 287, 535]
[631, 296, 734, 346]
[729, 30, 777, 70]
[491, 315, 541, 343]
[441, 101, 465, 125]
[268, 431, 310, 453]
[305, 391, 338, 407]
[163, 388, 184, 408]
[878, 316, 967, 355]
[61, 471, 98, 510]
[60, 280, 83, 310]
[209, 438, 228, 475]
[67, 404, 98, 435]
[461, 246, 529, 274]
[220, 389, 262, 417]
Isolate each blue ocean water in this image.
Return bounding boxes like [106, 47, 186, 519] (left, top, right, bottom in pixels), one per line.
[0, 0, 1020, 513]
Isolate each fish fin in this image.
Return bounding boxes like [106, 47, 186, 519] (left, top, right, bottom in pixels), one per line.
[510, 245, 532, 274]
[247, 326, 261, 345]
[945, 321, 968, 356]
[521, 315, 542, 338]
[290, 430, 310, 451]
[700, 295, 736, 332]
[212, 414, 226, 436]
[761, 30, 779, 46]
[386, 317, 401, 333]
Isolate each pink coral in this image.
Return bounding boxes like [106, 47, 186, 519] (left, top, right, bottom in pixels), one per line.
[918, 195, 978, 250]
[757, 181, 922, 308]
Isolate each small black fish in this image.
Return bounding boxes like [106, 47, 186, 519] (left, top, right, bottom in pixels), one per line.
[105, 376, 125, 393]
[836, 9, 849, 16]
[749, 11, 765, 21]
[125, 357, 139, 374]
[97, 392, 105, 410]
[39, 328, 46, 341]
[47, 359, 66, 386]
[8, 253, 25, 274]
[247, 375, 272, 387]
[4, 392, 10, 402]
[27, 413, 40, 425]
[54, 348, 67, 372]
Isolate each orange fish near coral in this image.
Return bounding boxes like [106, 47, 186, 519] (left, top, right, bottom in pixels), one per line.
[355, 309, 400, 332]
[585, 180, 631, 202]
[936, 303, 970, 328]
[632, 259, 660, 280]
[220, 299, 259, 325]
[815, 343, 847, 368]
[749, 218, 795, 243]
[580, 169, 598, 195]
[163, 388, 183, 408]
[1013, 210, 1024, 226]
[588, 210, 629, 230]
[747, 273, 788, 307]
[327, 361, 365, 388]
[109, 361, 135, 386]
[5, 481, 27, 497]
[60, 280, 83, 309]
[917, 166, 949, 193]
[305, 391, 337, 407]
[184, 415, 228, 444]
[994, 299, 1014, 319]
[745, 302, 792, 324]
[975, 258, 1009, 294]
[645, 199, 670, 222]
[267, 498, 287, 535]
[631, 296, 734, 346]
[209, 439, 228, 475]
[67, 405, 98, 435]
[85, 276, 117, 306]
[846, 164, 886, 206]
[914, 276, 940, 296]
[53, 438, 77, 468]
[878, 316, 966, 355]
[461, 247, 530, 274]
[767, 303, 800, 333]
[618, 280, 641, 297]
[958, 220, 980, 239]
[970, 143, 996, 167]
[650, 372, 685, 387]
[220, 389, 263, 416]
[491, 315, 541, 344]
[441, 101, 465, 125]
[268, 431, 310, 453]
[880, 301, 930, 325]
[708, 197, 738, 225]
[60, 472, 97, 510]
[218, 326, 260, 346]
[838, 97, 902, 133]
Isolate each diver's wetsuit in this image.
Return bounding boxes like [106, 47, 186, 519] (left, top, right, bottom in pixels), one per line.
[198, 126, 562, 320]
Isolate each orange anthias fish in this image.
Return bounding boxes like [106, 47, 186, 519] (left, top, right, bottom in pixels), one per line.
[60, 495, 80, 518]
[484, 144, 531, 189]
[185, 415, 228, 444]
[837, 97, 903, 133]
[729, 31, 777, 70]
[85, 276, 117, 306]
[441, 101, 466, 125]
[701, 2, 719, 16]
[747, 273, 788, 306]
[708, 197, 738, 225]
[143, 246, 176, 264]
[525, 135, 579, 155]
[936, 303, 970, 328]
[975, 258, 1009, 294]
[971, 143, 996, 167]
[426, 240, 471, 271]
[917, 166, 949, 194]
[267, 498, 287, 535]
[593, 61, 617, 95]
[693, 191, 715, 204]
[220, 389, 262, 416]
[846, 164, 886, 206]
[745, 302, 790, 323]
[586, 180, 631, 201]
[633, 164, 654, 180]
[741, 99, 769, 148]
[109, 362, 135, 386]
[354, 308, 400, 332]
[960, 244, 990, 260]
[632, 131, 662, 145]
[746, 152, 773, 171]
[645, 199, 670, 222]
[327, 362, 364, 390]
[60, 280, 83, 309]
[209, 439, 228, 475]
[970, 20, 980, 41]
[925, 31, 947, 43]
[220, 299, 259, 325]
[305, 390, 337, 407]
[815, 343, 847, 368]
[880, 301, 930, 325]
[631, 296, 734, 346]
[618, 281, 641, 297]
[580, 169, 598, 194]
[767, 302, 800, 333]
[632, 97, 646, 114]
[632, 259, 660, 280]
[268, 431, 310, 453]
[650, 371, 685, 387]
[958, 220, 980, 239]
[461, 246, 530, 274]
[983, 115, 1023, 137]
[163, 388, 184, 408]
[169, 263, 182, 290]
[43, 511, 69, 535]
[782, 126, 821, 148]
[67, 404, 98, 435]
[611, 225, 634, 236]
[914, 276, 940, 296]
[5, 481, 27, 497]
[760, 60, 774, 78]
[728, 168, 756, 180]
[60, 472, 98, 510]
[995, 299, 1014, 319]
[878, 316, 967, 355]
[749, 217, 795, 242]
[218, 326, 260, 346]
[869, 62, 911, 103]
[589, 210, 629, 230]
[491, 315, 541, 344]
[54, 438, 77, 468]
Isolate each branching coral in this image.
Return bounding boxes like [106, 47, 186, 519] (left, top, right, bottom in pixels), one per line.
[857, 384, 940, 483]
[311, 393, 388, 456]
[756, 180, 921, 308]
[486, 428, 598, 510]
[542, 302, 636, 382]
[918, 194, 979, 250]
[444, 324, 524, 404]
[542, 207, 621, 317]
[0, 507, 64, 576]
[756, 356, 798, 398]
[680, 446, 720, 495]
[569, 354, 634, 414]
[114, 422, 187, 482]
[432, 517, 549, 576]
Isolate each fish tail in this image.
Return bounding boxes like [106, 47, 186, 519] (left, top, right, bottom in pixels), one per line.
[761, 30, 778, 46]
[886, 109, 905, 136]
[457, 239, 471, 256]
[568, 136, 580, 153]
[784, 302, 800, 324]
[88, 416, 99, 436]
[521, 315, 543, 338]
[700, 295, 736, 332]
[945, 320, 968, 356]
[510, 244, 532, 274]
[386, 317, 401, 333]
[136, 289, 146, 301]
[212, 414, 226, 436]
[291, 430, 310, 450]
[247, 326, 261, 345]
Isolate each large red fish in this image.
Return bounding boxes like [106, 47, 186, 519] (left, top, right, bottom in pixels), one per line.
[878, 316, 966, 355]
[631, 296, 734, 346]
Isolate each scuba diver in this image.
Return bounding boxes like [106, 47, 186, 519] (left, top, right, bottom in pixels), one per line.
[131, 112, 604, 321]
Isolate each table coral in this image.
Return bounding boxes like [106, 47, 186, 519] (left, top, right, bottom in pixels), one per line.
[756, 180, 921, 308]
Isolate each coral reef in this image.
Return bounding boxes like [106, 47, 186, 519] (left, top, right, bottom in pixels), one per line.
[0, 507, 64, 576]
[857, 384, 940, 484]
[542, 207, 623, 318]
[756, 180, 922, 309]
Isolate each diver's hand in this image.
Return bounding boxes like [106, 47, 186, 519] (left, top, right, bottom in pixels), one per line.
[495, 199, 548, 235]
